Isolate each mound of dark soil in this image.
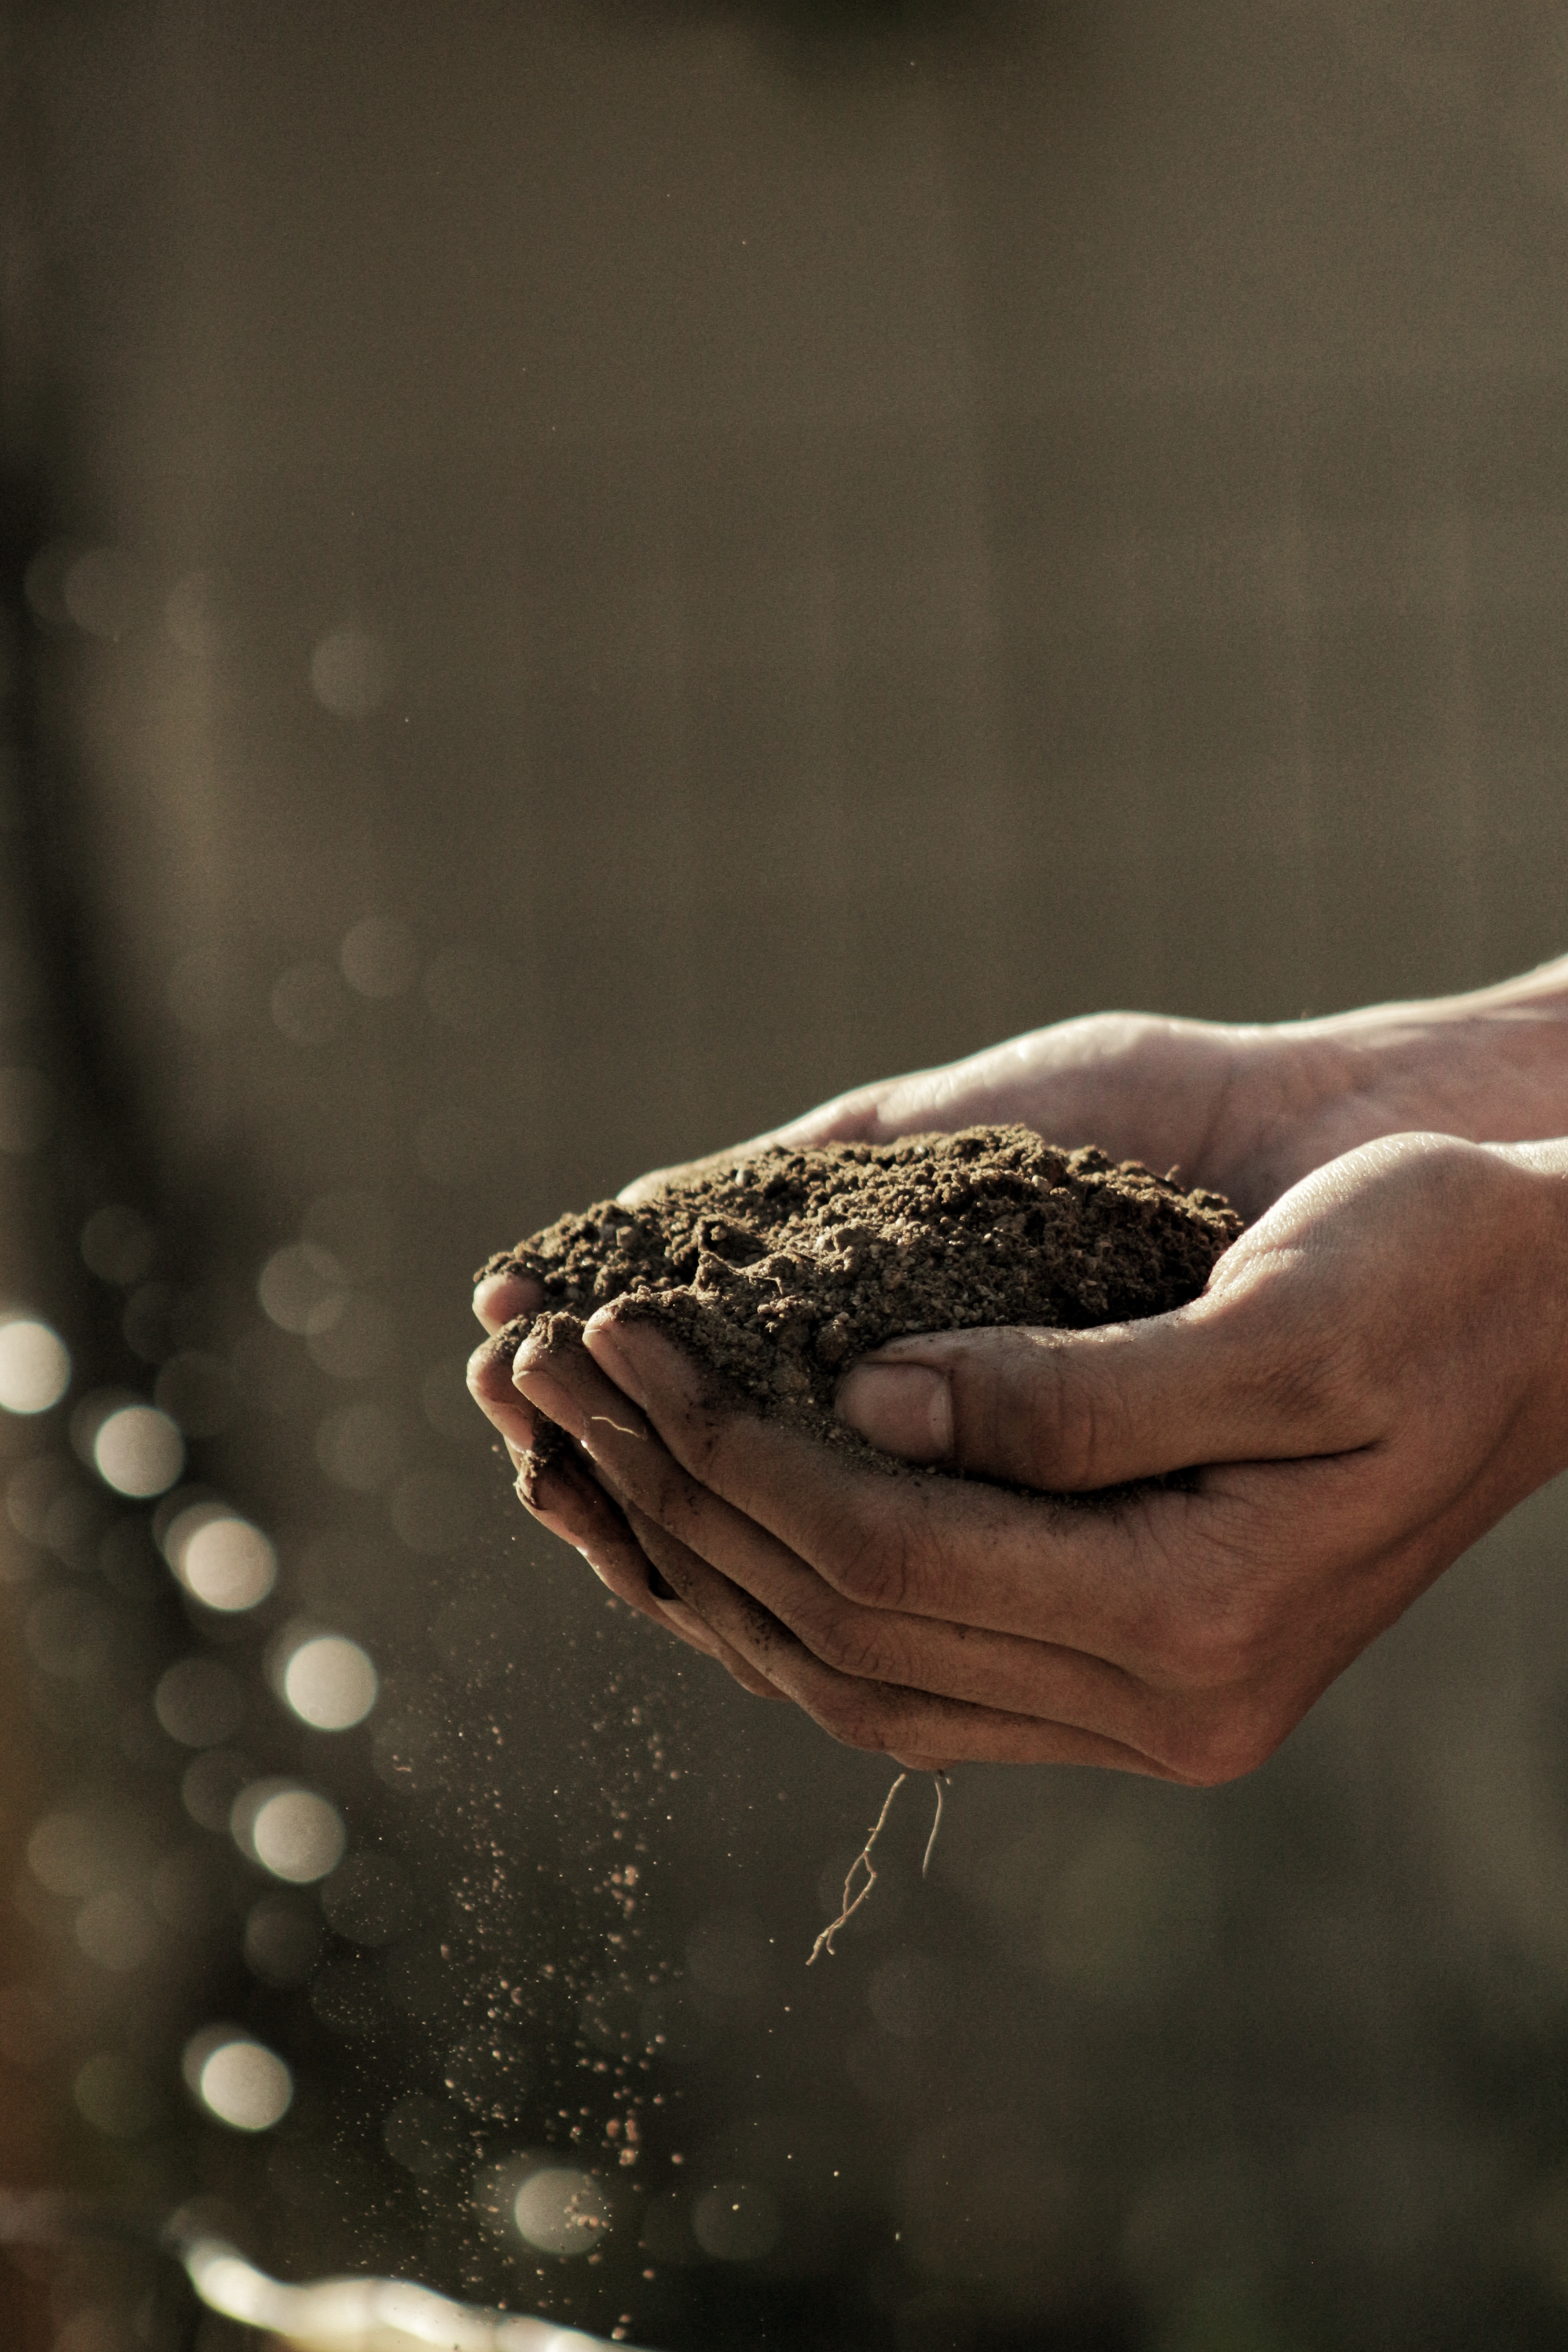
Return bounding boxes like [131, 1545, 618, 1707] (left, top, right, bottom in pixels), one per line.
[479, 1126, 1241, 1472]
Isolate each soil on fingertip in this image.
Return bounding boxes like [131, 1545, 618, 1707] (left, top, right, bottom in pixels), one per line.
[478, 1125, 1242, 1481]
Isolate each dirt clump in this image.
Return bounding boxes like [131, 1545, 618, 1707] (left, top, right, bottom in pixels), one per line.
[479, 1125, 1241, 1474]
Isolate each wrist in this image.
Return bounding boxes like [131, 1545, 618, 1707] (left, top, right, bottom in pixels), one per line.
[1485, 1136, 1568, 1480]
[1305, 957, 1568, 1135]
[1226, 958, 1568, 1204]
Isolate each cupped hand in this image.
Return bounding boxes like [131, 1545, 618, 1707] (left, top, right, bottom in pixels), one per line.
[613, 1013, 1284, 1217]
[610, 966, 1568, 1225]
[467, 1274, 786, 1694]
[503, 1133, 1568, 1779]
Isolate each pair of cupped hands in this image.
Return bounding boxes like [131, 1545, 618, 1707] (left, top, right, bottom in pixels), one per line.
[469, 986, 1568, 1785]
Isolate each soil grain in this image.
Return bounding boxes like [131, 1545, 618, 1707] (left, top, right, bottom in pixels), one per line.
[480, 1127, 1241, 1467]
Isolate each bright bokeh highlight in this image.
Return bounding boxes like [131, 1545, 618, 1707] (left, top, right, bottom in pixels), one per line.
[0, 1317, 70, 1415]
[93, 1404, 184, 1496]
[194, 2035, 293, 2131]
[165, 1504, 277, 1612]
[283, 1634, 378, 1731]
[245, 1787, 345, 1882]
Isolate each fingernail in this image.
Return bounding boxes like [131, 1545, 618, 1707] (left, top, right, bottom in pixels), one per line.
[511, 1344, 585, 1439]
[836, 1362, 952, 1462]
[583, 1320, 649, 1410]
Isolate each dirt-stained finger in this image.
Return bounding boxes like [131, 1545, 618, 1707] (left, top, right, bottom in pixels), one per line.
[520, 1452, 723, 1662]
[574, 1314, 1204, 1664]
[622, 1499, 1176, 1774]
[473, 1271, 543, 1333]
[467, 1330, 539, 1455]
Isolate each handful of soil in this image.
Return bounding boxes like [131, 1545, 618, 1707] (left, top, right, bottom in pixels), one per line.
[479, 1125, 1242, 1475]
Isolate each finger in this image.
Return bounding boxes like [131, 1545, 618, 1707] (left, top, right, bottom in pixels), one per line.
[516, 1319, 823, 1622]
[617, 1431, 1153, 1742]
[467, 1332, 542, 1457]
[510, 1316, 774, 1674]
[577, 1312, 1196, 1661]
[612, 1088, 906, 1206]
[557, 1317, 1335, 1763]
[484, 1319, 784, 1695]
[513, 1315, 662, 1456]
[607, 1039, 1077, 1210]
[833, 1277, 1377, 1492]
[622, 1499, 1176, 1775]
[615, 1072, 960, 1206]
[474, 1272, 542, 1333]
[539, 1425, 789, 1701]
[512, 1321, 1004, 1702]
[617, 1148, 754, 1209]
[663, 1599, 789, 1696]
[704, 1633, 794, 1699]
[764, 1064, 1014, 1150]
[551, 1413, 790, 1701]
[755, 1037, 1109, 1152]
[520, 1448, 713, 1646]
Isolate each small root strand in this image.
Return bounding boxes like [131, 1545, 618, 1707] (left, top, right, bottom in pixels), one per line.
[807, 1769, 950, 1965]
[922, 1772, 947, 1879]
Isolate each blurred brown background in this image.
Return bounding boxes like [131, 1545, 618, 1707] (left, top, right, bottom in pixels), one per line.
[6, 4, 1568, 2349]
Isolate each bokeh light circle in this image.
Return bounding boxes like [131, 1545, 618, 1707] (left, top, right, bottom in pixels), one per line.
[80, 1205, 156, 1285]
[188, 2033, 293, 2132]
[258, 1241, 347, 1334]
[0, 1318, 70, 1414]
[513, 2168, 610, 2258]
[234, 1783, 347, 1884]
[164, 1506, 277, 1612]
[310, 627, 390, 718]
[283, 1635, 378, 1731]
[74, 1891, 157, 1974]
[93, 1404, 184, 1497]
[155, 1656, 246, 1747]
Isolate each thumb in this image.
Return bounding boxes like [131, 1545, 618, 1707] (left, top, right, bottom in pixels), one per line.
[835, 1298, 1356, 1490]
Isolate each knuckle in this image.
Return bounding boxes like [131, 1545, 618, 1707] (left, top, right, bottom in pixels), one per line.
[1217, 1261, 1386, 1442]
[819, 1502, 924, 1612]
[1261, 1325, 1376, 1433]
[808, 1609, 903, 1685]
[811, 1684, 889, 1751]
[1005, 1341, 1114, 1491]
[1163, 1697, 1283, 1786]
[1166, 1604, 1265, 1686]
[1045, 1373, 1108, 1492]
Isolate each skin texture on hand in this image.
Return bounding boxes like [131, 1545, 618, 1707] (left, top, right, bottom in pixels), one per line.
[470, 958, 1568, 1775]
[494, 1135, 1568, 1779]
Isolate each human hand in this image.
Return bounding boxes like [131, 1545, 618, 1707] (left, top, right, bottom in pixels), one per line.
[503, 1132, 1568, 1779]
[474, 961, 1568, 1349]
[600, 960, 1568, 1227]
[464, 1006, 1260, 1679]
[466, 1282, 789, 1696]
